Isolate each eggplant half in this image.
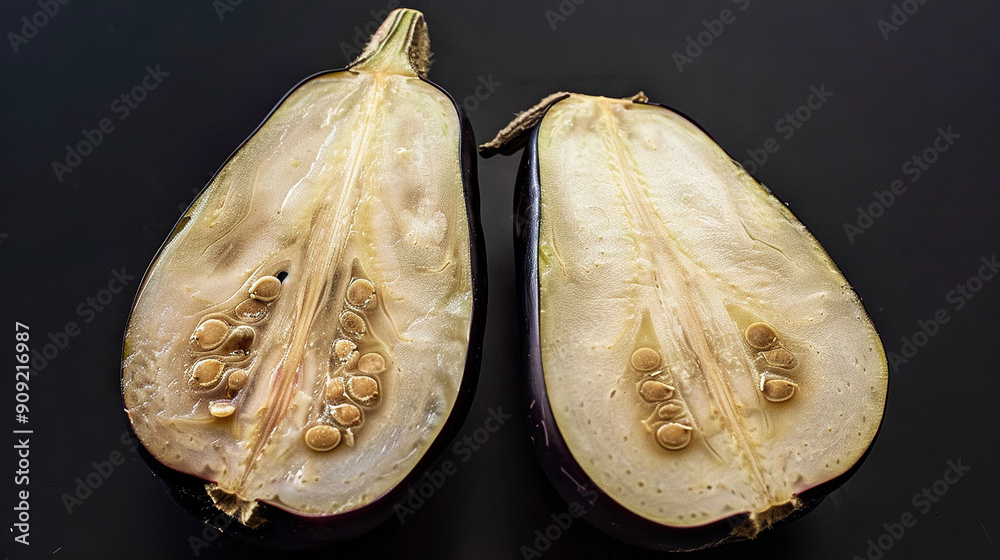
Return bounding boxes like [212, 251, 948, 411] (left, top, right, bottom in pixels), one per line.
[481, 92, 887, 550]
[121, 9, 485, 546]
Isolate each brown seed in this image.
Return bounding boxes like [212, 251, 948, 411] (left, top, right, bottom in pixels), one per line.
[639, 380, 674, 402]
[191, 319, 229, 351]
[762, 377, 797, 403]
[249, 276, 281, 302]
[334, 339, 358, 363]
[340, 311, 367, 336]
[326, 377, 346, 400]
[745, 322, 778, 350]
[357, 352, 386, 375]
[631, 347, 660, 372]
[304, 425, 341, 451]
[655, 422, 693, 450]
[347, 376, 380, 405]
[346, 278, 376, 308]
[657, 401, 685, 419]
[227, 369, 248, 392]
[235, 298, 267, 322]
[330, 403, 362, 427]
[219, 325, 255, 354]
[191, 359, 225, 388]
[208, 400, 236, 418]
[763, 348, 798, 369]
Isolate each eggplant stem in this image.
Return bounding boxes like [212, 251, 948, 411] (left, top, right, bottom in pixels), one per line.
[350, 8, 431, 78]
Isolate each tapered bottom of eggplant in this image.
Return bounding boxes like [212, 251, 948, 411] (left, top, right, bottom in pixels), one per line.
[534, 462, 839, 550]
[131, 432, 410, 549]
[525, 404, 880, 551]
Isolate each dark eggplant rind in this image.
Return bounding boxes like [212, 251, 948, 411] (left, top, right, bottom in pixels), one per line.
[486, 92, 887, 550]
[121, 9, 486, 547]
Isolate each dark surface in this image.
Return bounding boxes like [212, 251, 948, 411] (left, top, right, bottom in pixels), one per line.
[2, 1, 997, 559]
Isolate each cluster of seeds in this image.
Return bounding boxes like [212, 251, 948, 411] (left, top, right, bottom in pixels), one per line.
[305, 267, 390, 452]
[743, 321, 799, 403]
[633, 347, 695, 451]
[188, 274, 284, 418]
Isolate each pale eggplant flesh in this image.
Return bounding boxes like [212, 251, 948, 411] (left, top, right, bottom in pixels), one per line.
[482, 92, 887, 550]
[121, 9, 485, 545]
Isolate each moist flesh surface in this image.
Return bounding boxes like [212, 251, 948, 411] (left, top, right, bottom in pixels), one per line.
[122, 16, 473, 517]
[536, 94, 887, 528]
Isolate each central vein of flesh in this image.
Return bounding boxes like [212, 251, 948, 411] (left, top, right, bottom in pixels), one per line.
[238, 76, 384, 487]
[596, 104, 772, 502]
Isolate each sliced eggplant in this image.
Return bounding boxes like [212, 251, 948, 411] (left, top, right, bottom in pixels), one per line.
[121, 8, 486, 546]
[482, 92, 887, 550]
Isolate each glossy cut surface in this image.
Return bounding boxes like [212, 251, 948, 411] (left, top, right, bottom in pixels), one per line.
[122, 10, 475, 521]
[531, 94, 887, 529]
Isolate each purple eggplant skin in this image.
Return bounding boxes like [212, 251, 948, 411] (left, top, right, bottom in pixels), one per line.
[510, 103, 886, 551]
[121, 69, 487, 550]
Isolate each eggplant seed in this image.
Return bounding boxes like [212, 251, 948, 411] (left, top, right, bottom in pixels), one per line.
[304, 425, 342, 452]
[761, 376, 798, 403]
[326, 377, 346, 401]
[763, 348, 798, 370]
[347, 376, 380, 405]
[334, 339, 358, 363]
[357, 352, 386, 375]
[192, 319, 229, 351]
[234, 298, 268, 322]
[330, 403, 362, 427]
[657, 401, 685, 420]
[655, 422, 693, 450]
[191, 359, 225, 388]
[639, 380, 675, 402]
[745, 322, 778, 350]
[249, 276, 282, 302]
[630, 347, 660, 372]
[347, 279, 376, 308]
[227, 369, 248, 392]
[340, 311, 367, 337]
[209, 400, 236, 418]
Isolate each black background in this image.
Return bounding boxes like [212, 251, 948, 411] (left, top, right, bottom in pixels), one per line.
[2, 1, 998, 559]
